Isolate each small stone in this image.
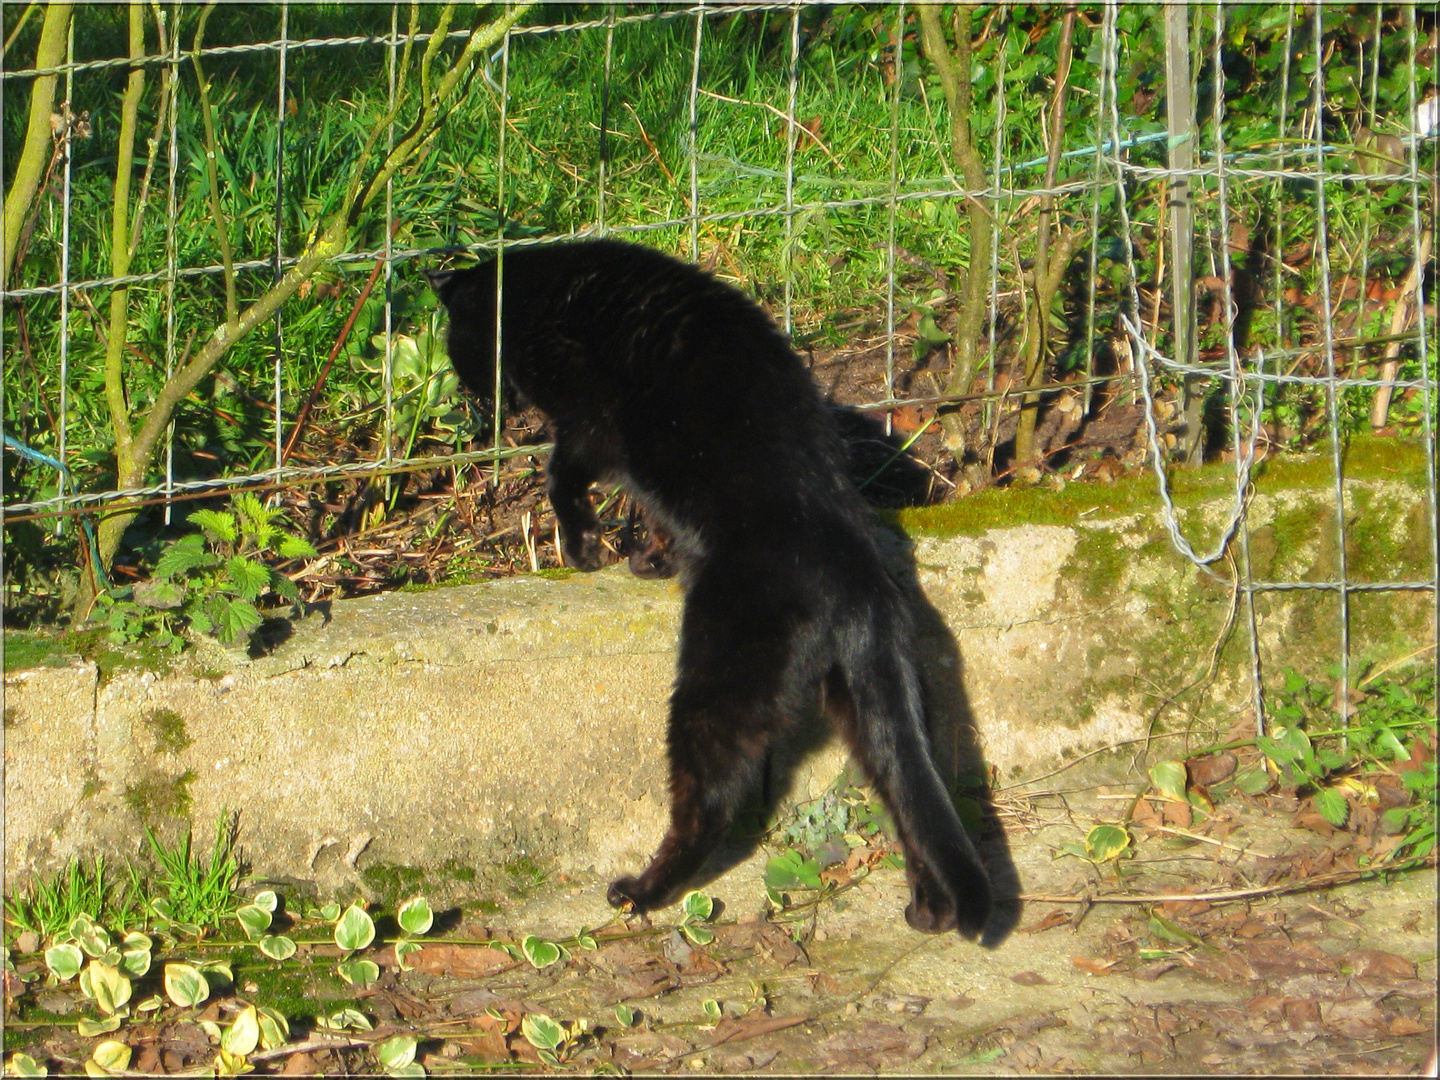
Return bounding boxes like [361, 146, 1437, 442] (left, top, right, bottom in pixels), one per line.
[16, 931, 40, 955]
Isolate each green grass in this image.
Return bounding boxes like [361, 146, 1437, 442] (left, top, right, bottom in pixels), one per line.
[2, 5, 1432, 620]
[143, 815, 244, 931]
[3, 856, 144, 941]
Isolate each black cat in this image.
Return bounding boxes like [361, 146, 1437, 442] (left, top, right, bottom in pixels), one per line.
[428, 239, 991, 936]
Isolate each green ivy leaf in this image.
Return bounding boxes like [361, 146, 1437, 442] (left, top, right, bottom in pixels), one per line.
[522, 935, 561, 969]
[764, 849, 823, 890]
[520, 1013, 563, 1051]
[222, 1004, 261, 1056]
[397, 896, 434, 936]
[319, 902, 342, 922]
[44, 943, 83, 981]
[258, 935, 297, 961]
[252, 891, 279, 914]
[614, 1003, 637, 1027]
[1083, 824, 1131, 862]
[702, 999, 722, 1023]
[235, 904, 272, 941]
[1147, 760, 1188, 802]
[680, 890, 714, 923]
[1147, 913, 1202, 946]
[163, 962, 210, 1008]
[1233, 767, 1271, 795]
[334, 903, 376, 952]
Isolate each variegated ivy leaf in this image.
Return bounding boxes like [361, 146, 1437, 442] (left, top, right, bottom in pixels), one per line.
[89, 1041, 131, 1074]
[257, 1006, 290, 1051]
[235, 904, 272, 941]
[396, 896, 434, 936]
[337, 959, 380, 988]
[163, 962, 210, 1008]
[394, 940, 422, 971]
[44, 944, 83, 981]
[6, 1052, 47, 1077]
[221, 1004, 260, 1057]
[258, 935, 297, 961]
[520, 1013, 563, 1051]
[87, 961, 132, 1015]
[333, 904, 375, 952]
[680, 891, 714, 923]
[521, 936, 560, 969]
[376, 1034, 418, 1071]
[76, 1015, 123, 1037]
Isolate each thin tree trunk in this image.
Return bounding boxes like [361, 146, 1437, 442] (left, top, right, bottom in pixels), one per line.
[916, 3, 993, 463]
[2, 2, 72, 291]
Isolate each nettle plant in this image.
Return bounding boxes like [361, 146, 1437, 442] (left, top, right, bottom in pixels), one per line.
[92, 493, 317, 651]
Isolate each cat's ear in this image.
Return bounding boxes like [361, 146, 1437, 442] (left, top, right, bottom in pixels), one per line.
[425, 267, 459, 297]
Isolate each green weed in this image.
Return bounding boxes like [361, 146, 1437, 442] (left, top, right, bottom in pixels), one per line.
[3, 857, 143, 941]
[142, 815, 243, 932]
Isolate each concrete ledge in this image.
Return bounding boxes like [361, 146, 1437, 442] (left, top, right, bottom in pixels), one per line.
[5, 478, 1431, 891]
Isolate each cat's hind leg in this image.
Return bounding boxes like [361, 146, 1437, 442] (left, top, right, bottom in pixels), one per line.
[607, 569, 798, 912]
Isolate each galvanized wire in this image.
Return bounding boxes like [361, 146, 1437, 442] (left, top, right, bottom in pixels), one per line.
[3, 2, 1434, 740]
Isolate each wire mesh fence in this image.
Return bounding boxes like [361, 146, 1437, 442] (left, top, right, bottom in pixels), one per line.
[2, 2, 1436, 732]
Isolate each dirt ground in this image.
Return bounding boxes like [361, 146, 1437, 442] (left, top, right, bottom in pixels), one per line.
[7, 775, 1435, 1077]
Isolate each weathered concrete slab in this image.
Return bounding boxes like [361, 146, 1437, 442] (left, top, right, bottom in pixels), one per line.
[4, 478, 1431, 892]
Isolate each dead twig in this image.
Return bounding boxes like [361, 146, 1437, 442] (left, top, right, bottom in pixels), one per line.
[1017, 853, 1436, 906]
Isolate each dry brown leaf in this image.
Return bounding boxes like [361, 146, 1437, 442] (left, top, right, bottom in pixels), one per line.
[1351, 949, 1417, 982]
[280, 1051, 318, 1075]
[1387, 1015, 1429, 1036]
[708, 1012, 807, 1046]
[407, 943, 516, 979]
[1010, 970, 1051, 986]
[1021, 909, 1071, 934]
[1072, 956, 1118, 976]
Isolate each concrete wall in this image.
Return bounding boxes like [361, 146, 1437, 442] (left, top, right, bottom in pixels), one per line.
[4, 477, 1431, 892]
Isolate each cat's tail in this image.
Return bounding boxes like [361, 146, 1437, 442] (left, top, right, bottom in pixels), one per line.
[830, 601, 993, 938]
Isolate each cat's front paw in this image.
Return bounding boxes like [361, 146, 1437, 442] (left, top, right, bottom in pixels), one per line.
[564, 529, 604, 572]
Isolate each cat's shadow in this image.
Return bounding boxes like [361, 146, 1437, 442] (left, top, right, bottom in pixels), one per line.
[688, 409, 1022, 948]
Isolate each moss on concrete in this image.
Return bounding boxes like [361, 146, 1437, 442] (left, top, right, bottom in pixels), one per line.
[359, 862, 427, 908]
[143, 708, 192, 754]
[889, 435, 1429, 539]
[123, 770, 196, 823]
